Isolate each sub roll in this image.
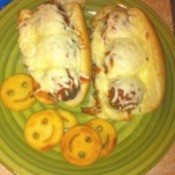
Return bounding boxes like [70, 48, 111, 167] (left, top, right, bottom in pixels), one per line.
[89, 5, 166, 121]
[18, 0, 91, 106]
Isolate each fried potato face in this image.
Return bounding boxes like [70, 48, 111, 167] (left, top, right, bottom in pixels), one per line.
[61, 125, 102, 166]
[56, 109, 78, 131]
[24, 109, 63, 151]
[87, 118, 117, 157]
[0, 74, 36, 111]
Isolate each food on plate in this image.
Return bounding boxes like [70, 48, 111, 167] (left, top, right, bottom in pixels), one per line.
[23, 108, 118, 162]
[24, 109, 63, 151]
[18, 0, 91, 107]
[56, 108, 78, 131]
[87, 118, 117, 157]
[31, 77, 57, 105]
[88, 5, 166, 121]
[0, 74, 36, 111]
[61, 125, 102, 166]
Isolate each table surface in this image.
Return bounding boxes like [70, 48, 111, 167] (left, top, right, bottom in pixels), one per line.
[0, 0, 174, 174]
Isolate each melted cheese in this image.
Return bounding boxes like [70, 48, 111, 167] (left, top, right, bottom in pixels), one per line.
[18, 4, 82, 94]
[110, 76, 144, 109]
[91, 23, 105, 68]
[105, 10, 136, 42]
[106, 38, 147, 78]
[92, 9, 149, 120]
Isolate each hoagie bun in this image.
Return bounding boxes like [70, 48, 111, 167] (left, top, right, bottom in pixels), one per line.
[90, 5, 166, 121]
[18, 0, 91, 107]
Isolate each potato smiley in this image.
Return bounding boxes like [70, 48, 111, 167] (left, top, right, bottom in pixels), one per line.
[61, 125, 102, 166]
[24, 109, 63, 151]
[0, 74, 36, 111]
[87, 118, 117, 157]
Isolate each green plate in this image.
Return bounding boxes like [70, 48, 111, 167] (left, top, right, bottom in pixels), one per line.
[0, 0, 175, 174]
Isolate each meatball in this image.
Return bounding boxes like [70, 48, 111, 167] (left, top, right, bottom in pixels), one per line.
[108, 76, 144, 111]
[54, 69, 80, 102]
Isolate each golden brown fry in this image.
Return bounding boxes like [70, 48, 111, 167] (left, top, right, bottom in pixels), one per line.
[0, 74, 36, 111]
[24, 109, 63, 151]
[61, 125, 102, 166]
[87, 118, 117, 157]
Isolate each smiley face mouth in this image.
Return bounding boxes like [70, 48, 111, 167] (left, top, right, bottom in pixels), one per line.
[69, 133, 80, 152]
[102, 134, 110, 149]
[13, 91, 34, 102]
[43, 125, 55, 143]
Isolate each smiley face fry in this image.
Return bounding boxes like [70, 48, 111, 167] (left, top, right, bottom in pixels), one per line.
[24, 109, 63, 151]
[0, 74, 36, 111]
[61, 125, 102, 166]
[87, 118, 117, 157]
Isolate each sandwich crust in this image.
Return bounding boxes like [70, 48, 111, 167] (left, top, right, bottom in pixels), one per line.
[63, 2, 91, 106]
[127, 7, 166, 112]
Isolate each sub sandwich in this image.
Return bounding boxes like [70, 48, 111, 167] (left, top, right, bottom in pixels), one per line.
[85, 5, 166, 121]
[18, 0, 91, 106]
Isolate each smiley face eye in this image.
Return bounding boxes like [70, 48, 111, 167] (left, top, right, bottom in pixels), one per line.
[7, 90, 14, 96]
[33, 132, 39, 139]
[21, 82, 28, 88]
[96, 125, 103, 133]
[85, 136, 92, 143]
[79, 151, 85, 158]
[42, 118, 48, 124]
